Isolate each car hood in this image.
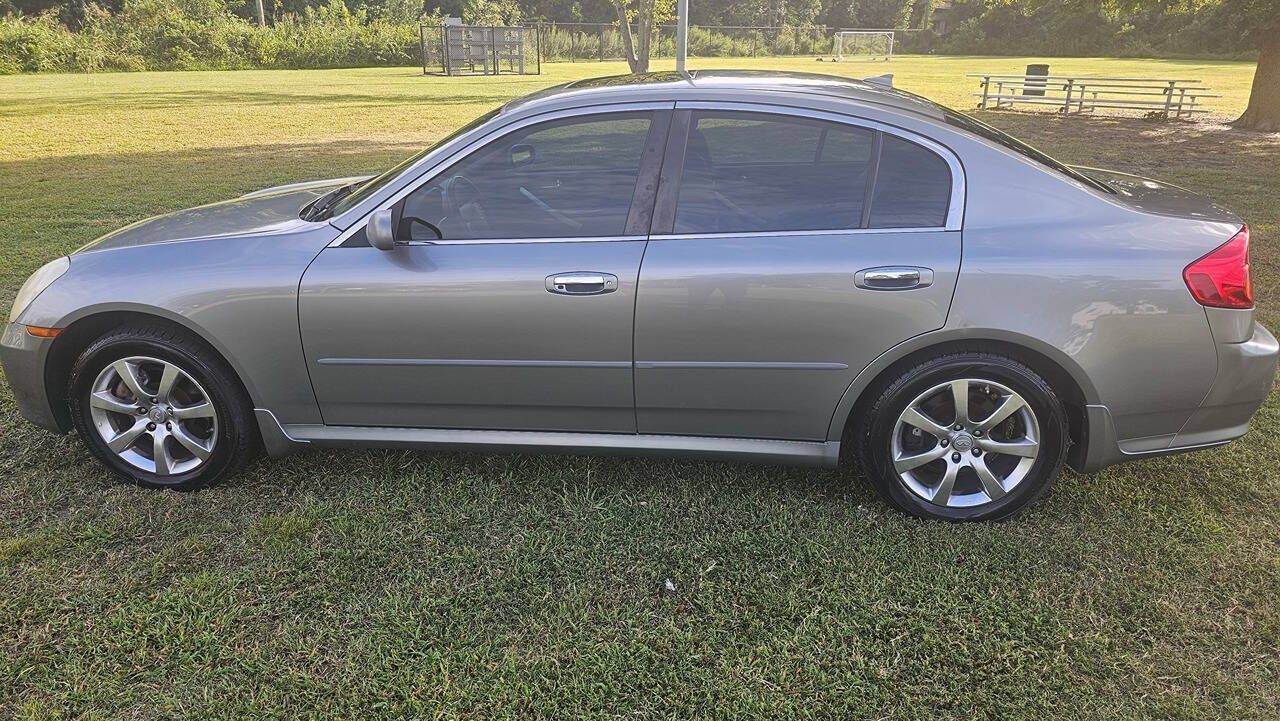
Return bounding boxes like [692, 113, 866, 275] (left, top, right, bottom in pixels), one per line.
[75, 176, 370, 253]
[1075, 166, 1241, 225]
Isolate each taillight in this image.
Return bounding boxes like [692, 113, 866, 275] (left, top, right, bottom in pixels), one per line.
[1184, 225, 1253, 309]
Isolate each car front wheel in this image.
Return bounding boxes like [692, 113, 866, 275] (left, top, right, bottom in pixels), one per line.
[858, 352, 1068, 521]
[67, 323, 258, 490]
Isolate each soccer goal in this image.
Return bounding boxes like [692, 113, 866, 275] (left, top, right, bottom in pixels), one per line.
[833, 31, 894, 61]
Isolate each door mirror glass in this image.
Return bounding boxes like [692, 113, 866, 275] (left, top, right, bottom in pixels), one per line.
[366, 208, 396, 251]
[510, 143, 536, 168]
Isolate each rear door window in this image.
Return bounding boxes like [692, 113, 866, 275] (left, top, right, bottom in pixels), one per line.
[671, 111, 953, 234]
[674, 112, 875, 234]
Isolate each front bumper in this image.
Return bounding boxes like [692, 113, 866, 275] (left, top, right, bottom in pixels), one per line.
[0, 322, 63, 432]
[1073, 321, 1279, 472]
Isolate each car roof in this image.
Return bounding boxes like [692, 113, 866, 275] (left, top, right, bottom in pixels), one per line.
[502, 69, 948, 121]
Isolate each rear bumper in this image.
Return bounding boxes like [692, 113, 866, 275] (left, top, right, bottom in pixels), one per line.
[0, 322, 63, 432]
[1072, 321, 1278, 472]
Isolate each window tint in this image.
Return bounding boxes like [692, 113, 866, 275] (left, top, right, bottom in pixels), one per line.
[867, 135, 952, 229]
[697, 116, 824, 165]
[674, 112, 876, 234]
[397, 113, 653, 240]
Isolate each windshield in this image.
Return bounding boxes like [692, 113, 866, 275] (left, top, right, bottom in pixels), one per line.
[941, 108, 1114, 194]
[322, 107, 502, 219]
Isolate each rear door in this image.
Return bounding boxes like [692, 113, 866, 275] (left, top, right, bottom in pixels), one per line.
[633, 105, 964, 440]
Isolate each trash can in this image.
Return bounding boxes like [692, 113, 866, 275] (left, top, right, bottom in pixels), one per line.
[1024, 63, 1050, 96]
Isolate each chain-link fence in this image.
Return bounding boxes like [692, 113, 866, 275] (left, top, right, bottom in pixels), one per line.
[537, 24, 929, 62]
[421, 22, 930, 73]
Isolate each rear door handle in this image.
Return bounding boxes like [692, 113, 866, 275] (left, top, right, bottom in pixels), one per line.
[854, 266, 934, 291]
[546, 272, 619, 295]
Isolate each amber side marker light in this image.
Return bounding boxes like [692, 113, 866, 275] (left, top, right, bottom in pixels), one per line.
[25, 325, 63, 338]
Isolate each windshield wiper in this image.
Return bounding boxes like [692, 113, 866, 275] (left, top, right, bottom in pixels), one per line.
[301, 183, 356, 221]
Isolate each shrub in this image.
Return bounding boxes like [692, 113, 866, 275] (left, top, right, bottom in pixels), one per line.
[0, 0, 421, 72]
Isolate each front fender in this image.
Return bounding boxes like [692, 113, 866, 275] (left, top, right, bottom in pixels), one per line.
[22, 228, 338, 425]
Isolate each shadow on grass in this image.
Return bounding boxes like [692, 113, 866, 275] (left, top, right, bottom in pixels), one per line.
[0, 89, 519, 118]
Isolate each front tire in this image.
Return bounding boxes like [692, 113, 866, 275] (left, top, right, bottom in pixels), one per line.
[857, 352, 1068, 522]
[68, 323, 258, 490]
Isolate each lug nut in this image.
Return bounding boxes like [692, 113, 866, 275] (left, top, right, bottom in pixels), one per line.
[972, 448, 982, 456]
[940, 439, 949, 447]
[136, 407, 146, 415]
[146, 422, 156, 431]
[951, 452, 961, 462]
[151, 397, 158, 404]
[954, 424, 963, 431]
[974, 430, 983, 437]
[165, 422, 171, 430]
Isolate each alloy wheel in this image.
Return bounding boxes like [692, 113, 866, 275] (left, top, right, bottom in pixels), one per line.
[87, 356, 218, 476]
[890, 378, 1040, 508]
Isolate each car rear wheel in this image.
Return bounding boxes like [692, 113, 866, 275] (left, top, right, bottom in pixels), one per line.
[68, 323, 258, 490]
[857, 352, 1068, 521]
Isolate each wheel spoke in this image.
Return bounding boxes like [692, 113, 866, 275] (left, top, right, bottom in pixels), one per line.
[974, 394, 1025, 432]
[111, 360, 149, 401]
[90, 391, 139, 416]
[931, 462, 959, 507]
[152, 432, 174, 475]
[106, 419, 148, 453]
[977, 437, 1039, 458]
[950, 380, 969, 425]
[893, 444, 948, 473]
[156, 363, 181, 403]
[170, 424, 212, 461]
[899, 406, 950, 439]
[171, 401, 214, 420]
[971, 455, 1007, 500]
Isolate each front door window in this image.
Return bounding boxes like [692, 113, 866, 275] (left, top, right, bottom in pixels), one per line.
[397, 113, 656, 241]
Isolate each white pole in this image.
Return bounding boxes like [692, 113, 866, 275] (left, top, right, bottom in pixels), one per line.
[676, 0, 688, 74]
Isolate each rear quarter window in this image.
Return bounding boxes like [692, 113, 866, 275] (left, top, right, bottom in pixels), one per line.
[868, 135, 952, 229]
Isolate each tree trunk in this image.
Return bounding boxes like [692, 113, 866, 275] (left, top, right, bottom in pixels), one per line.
[1233, 35, 1280, 132]
[636, 3, 651, 73]
[615, 2, 643, 74]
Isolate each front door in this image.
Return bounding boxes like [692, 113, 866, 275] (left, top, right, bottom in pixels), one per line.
[299, 109, 668, 432]
[634, 107, 964, 441]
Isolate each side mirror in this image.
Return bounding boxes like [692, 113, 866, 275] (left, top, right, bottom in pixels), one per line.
[366, 208, 396, 251]
[510, 143, 536, 168]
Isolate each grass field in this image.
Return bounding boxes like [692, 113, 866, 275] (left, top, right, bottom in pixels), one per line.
[1, 56, 1278, 719]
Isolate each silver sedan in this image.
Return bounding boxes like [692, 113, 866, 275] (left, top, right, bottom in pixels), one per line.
[4, 70, 1275, 521]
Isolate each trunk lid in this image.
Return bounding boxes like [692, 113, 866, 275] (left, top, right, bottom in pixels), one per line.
[1076, 166, 1242, 225]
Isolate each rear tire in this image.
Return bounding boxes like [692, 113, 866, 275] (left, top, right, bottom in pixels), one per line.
[856, 352, 1068, 521]
[67, 323, 258, 491]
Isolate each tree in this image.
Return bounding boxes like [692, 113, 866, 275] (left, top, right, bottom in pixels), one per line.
[1223, 2, 1280, 131]
[854, 0, 912, 27]
[612, 0, 672, 73]
[1104, 0, 1278, 130]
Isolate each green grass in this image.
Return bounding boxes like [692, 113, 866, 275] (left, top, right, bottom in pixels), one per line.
[1, 56, 1278, 719]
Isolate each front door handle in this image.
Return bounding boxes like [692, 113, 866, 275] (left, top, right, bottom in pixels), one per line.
[854, 266, 934, 291]
[546, 272, 619, 295]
